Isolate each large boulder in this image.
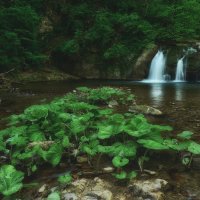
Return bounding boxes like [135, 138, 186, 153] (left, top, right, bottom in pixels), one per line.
[128, 179, 168, 200]
[130, 44, 158, 80]
[129, 105, 163, 116]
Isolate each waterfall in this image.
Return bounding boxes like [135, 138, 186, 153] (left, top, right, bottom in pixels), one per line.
[146, 51, 167, 82]
[175, 57, 186, 82]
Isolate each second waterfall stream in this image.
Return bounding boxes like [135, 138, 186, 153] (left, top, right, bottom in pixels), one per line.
[175, 57, 186, 82]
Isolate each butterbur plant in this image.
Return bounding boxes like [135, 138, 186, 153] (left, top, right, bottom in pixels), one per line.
[0, 165, 24, 196]
[58, 172, 72, 185]
[0, 86, 200, 196]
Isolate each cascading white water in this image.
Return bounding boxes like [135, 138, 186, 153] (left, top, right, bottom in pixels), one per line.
[175, 57, 186, 82]
[147, 51, 166, 82]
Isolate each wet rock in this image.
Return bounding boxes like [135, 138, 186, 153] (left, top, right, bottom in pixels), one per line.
[143, 169, 157, 175]
[72, 178, 88, 192]
[77, 156, 88, 163]
[50, 186, 58, 193]
[102, 167, 114, 173]
[131, 44, 158, 80]
[39, 17, 53, 33]
[108, 100, 119, 108]
[84, 178, 113, 200]
[128, 179, 168, 200]
[115, 194, 126, 200]
[82, 194, 99, 200]
[38, 184, 47, 193]
[63, 178, 113, 200]
[63, 193, 78, 200]
[192, 156, 200, 170]
[129, 105, 163, 116]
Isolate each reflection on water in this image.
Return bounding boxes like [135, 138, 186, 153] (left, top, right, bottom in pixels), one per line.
[148, 83, 185, 106]
[149, 83, 164, 106]
[1, 81, 200, 134]
[175, 83, 184, 101]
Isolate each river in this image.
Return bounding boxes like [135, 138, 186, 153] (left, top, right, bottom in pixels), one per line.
[1, 80, 200, 199]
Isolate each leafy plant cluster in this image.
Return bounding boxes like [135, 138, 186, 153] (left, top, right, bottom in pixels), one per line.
[0, 86, 200, 196]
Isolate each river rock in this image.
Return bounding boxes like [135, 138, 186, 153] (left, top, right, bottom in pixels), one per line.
[66, 178, 113, 200]
[84, 178, 113, 200]
[77, 156, 88, 163]
[72, 178, 88, 192]
[192, 156, 200, 170]
[108, 100, 119, 108]
[102, 166, 114, 173]
[131, 44, 158, 80]
[63, 193, 78, 200]
[128, 179, 168, 200]
[38, 184, 47, 193]
[129, 105, 163, 116]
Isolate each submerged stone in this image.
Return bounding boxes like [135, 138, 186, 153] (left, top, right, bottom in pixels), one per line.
[129, 105, 162, 116]
[63, 193, 78, 200]
[128, 179, 168, 200]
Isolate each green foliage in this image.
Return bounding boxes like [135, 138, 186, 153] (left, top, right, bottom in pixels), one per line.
[47, 192, 61, 200]
[0, 86, 199, 196]
[188, 142, 200, 154]
[177, 131, 194, 140]
[0, 165, 24, 196]
[58, 173, 72, 185]
[0, 5, 46, 72]
[51, 0, 200, 74]
[1, 1, 200, 73]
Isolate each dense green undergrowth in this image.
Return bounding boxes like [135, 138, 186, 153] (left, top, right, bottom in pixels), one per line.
[1, 1, 200, 73]
[0, 87, 200, 197]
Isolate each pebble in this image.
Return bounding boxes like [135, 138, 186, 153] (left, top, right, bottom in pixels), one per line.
[63, 193, 78, 200]
[77, 156, 88, 163]
[102, 167, 114, 173]
[128, 178, 168, 200]
[38, 184, 47, 193]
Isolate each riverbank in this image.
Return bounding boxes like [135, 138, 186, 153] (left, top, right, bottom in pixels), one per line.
[0, 68, 79, 90]
[1, 84, 200, 200]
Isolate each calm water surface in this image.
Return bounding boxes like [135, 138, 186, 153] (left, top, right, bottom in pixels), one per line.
[1, 80, 200, 134]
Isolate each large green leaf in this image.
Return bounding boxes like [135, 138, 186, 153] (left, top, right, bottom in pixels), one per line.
[98, 125, 114, 139]
[58, 172, 72, 185]
[113, 171, 127, 180]
[112, 141, 137, 157]
[41, 144, 63, 166]
[112, 156, 129, 167]
[151, 124, 173, 132]
[188, 142, 200, 154]
[137, 139, 169, 150]
[177, 131, 193, 140]
[47, 192, 60, 200]
[98, 109, 113, 116]
[128, 171, 137, 179]
[82, 140, 99, 156]
[0, 165, 24, 196]
[24, 105, 48, 121]
[98, 141, 137, 157]
[163, 139, 191, 151]
[110, 114, 125, 123]
[62, 136, 70, 147]
[70, 116, 87, 134]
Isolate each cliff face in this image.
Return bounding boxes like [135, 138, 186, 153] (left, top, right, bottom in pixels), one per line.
[129, 42, 200, 81]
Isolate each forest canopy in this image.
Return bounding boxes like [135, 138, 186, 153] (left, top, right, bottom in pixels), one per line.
[0, 0, 200, 72]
